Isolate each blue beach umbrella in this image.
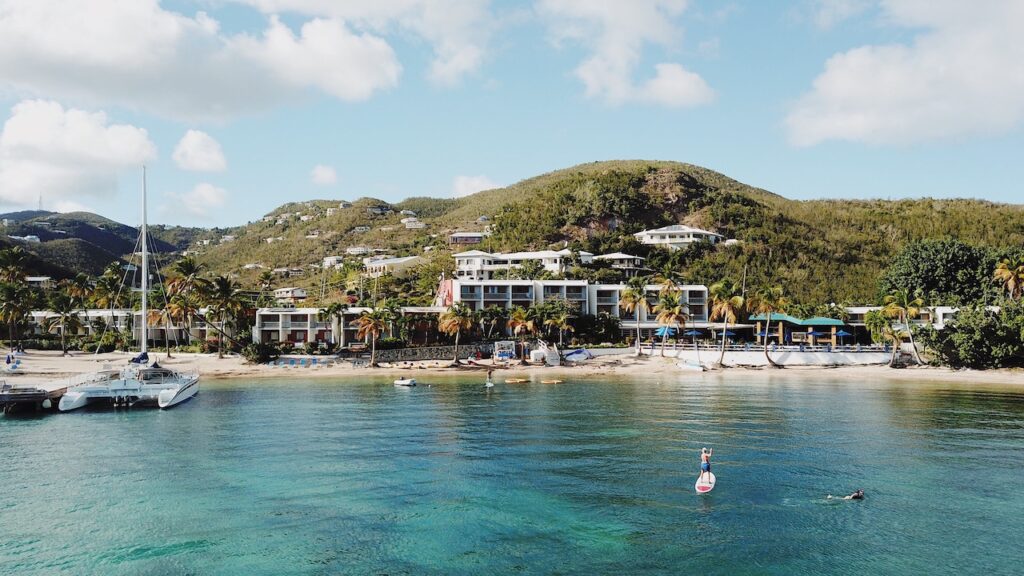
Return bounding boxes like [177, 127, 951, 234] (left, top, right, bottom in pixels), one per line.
[655, 326, 677, 337]
[683, 329, 703, 336]
[836, 329, 853, 345]
[807, 330, 829, 337]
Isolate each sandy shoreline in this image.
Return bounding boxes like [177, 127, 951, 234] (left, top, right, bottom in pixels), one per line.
[6, 349, 1024, 388]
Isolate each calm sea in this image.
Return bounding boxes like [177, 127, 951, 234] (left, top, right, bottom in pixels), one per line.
[2, 374, 1022, 575]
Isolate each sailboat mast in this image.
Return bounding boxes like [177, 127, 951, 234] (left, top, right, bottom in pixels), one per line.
[141, 167, 149, 354]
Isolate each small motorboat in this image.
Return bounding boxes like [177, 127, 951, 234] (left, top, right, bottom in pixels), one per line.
[394, 378, 417, 387]
[504, 378, 528, 384]
[540, 379, 564, 384]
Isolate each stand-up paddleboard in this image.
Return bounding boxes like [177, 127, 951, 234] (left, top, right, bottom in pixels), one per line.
[695, 472, 716, 493]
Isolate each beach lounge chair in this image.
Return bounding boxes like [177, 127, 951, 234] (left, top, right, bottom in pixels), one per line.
[287, 359, 297, 368]
[298, 358, 307, 368]
[310, 358, 319, 369]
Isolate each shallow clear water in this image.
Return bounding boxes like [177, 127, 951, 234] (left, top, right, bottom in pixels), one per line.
[2, 375, 1023, 575]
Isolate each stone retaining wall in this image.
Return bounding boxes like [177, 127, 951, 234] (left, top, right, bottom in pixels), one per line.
[375, 343, 494, 363]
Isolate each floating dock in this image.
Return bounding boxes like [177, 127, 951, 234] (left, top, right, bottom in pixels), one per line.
[1, 380, 67, 413]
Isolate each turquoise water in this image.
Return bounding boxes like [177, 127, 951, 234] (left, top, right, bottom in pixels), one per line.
[2, 375, 1023, 575]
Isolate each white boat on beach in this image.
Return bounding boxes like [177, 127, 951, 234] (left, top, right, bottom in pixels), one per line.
[57, 168, 199, 412]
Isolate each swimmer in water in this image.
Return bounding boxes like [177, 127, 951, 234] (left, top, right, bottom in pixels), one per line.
[828, 489, 865, 500]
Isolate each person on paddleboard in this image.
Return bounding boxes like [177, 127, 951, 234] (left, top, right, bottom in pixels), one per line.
[699, 447, 713, 483]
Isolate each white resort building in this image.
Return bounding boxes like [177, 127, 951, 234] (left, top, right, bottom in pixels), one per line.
[634, 225, 724, 249]
[453, 249, 595, 280]
[435, 278, 710, 339]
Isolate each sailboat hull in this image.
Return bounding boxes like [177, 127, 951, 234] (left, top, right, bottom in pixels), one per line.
[58, 390, 90, 412]
[157, 376, 199, 409]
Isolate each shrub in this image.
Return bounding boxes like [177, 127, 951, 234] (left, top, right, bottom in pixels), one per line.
[242, 342, 281, 364]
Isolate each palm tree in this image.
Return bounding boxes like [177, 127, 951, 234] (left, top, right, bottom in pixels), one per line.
[64, 273, 94, 328]
[619, 276, 649, 356]
[654, 290, 688, 357]
[864, 309, 901, 367]
[506, 305, 536, 364]
[883, 288, 925, 365]
[319, 302, 349, 346]
[168, 290, 203, 346]
[206, 275, 244, 359]
[0, 282, 31, 351]
[709, 279, 745, 366]
[147, 306, 175, 359]
[0, 246, 29, 284]
[750, 285, 788, 368]
[439, 302, 475, 364]
[93, 266, 126, 310]
[47, 291, 81, 356]
[544, 311, 575, 346]
[994, 257, 1024, 301]
[355, 309, 388, 367]
[478, 305, 506, 340]
[167, 256, 210, 297]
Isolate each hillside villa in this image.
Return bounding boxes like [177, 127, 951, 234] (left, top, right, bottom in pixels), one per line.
[363, 255, 423, 278]
[635, 224, 724, 249]
[448, 231, 489, 245]
[592, 253, 647, 277]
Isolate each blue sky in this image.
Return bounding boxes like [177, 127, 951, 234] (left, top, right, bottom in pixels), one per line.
[0, 1, 1022, 227]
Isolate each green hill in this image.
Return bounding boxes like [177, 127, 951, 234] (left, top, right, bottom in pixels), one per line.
[9, 161, 1024, 304]
[186, 160, 1024, 305]
[2, 210, 205, 277]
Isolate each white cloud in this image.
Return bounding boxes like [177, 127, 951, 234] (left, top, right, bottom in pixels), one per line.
[233, 0, 493, 85]
[809, 0, 872, 29]
[232, 16, 401, 101]
[0, 100, 156, 209]
[788, 0, 1024, 146]
[172, 130, 226, 172]
[0, 0, 403, 120]
[452, 175, 499, 197]
[537, 0, 713, 107]
[310, 164, 337, 185]
[167, 182, 228, 219]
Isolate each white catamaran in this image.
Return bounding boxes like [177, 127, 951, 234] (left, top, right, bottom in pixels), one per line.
[58, 169, 199, 411]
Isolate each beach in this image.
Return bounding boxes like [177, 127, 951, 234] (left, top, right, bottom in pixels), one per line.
[8, 349, 1024, 387]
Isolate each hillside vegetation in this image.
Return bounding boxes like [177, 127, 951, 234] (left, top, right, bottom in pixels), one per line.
[8, 161, 1024, 305]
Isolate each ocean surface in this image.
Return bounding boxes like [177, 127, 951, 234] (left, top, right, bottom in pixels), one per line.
[2, 374, 1023, 575]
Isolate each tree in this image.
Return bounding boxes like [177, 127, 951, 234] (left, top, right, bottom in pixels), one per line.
[206, 275, 244, 358]
[355, 309, 388, 367]
[64, 273, 94, 328]
[319, 302, 349, 345]
[167, 256, 211, 298]
[654, 290, 687, 357]
[618, 276, 649, 356]
[506, 305, 536, 364]
[478, 305, 506, 340]
[438, 302, 475, 364]
[544, 310, 575, 346]
[47, 291, 81, 356]
[93, 266, 126, 310]
[883, 288, 925, 365]
[0, 246, 29, 284]
[994, 257, 1024, 301]
[749, 285, 788, 368]
[879, 239, 996, 305]
[0, 282, 31, 351]
[709, 279, 745, 366]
